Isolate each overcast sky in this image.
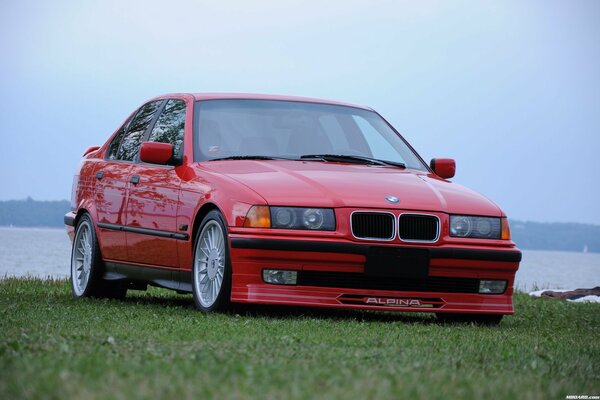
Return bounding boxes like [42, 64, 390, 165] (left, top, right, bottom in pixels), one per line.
[0, 0, 598, 224]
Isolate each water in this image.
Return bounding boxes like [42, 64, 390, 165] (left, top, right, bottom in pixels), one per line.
[1, 227, 599, 291]
[0, 227, 71, 279]
[515, 250, 600, 291]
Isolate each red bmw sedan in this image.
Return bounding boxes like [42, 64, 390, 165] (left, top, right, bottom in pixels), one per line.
[65, 93, 521, 323]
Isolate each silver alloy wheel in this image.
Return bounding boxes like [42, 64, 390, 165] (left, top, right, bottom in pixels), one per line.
[72, 220, 93, 296]
[194, 220, 226, 308]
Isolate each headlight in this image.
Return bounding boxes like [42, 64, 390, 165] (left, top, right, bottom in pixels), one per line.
[449, 215, 502, 239]
[272, 207, 335, 230]
[244, 205, 335, 231]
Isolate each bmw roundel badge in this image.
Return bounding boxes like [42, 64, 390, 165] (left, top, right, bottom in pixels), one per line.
[385, 196, 400, 204]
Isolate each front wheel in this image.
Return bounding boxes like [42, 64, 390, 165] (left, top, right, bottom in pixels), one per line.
[192, 210, 232, 312]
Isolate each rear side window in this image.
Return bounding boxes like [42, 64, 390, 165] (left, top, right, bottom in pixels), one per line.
[148, 99, 186, 158]
[117, 100, 162, 161]
[106, 125, 127, 160]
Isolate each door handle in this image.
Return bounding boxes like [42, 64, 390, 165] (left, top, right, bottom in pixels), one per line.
[130, 175, 140, 185]
[96, 171, 104, 180]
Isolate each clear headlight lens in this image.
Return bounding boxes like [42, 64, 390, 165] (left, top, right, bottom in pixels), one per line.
[271, 207, 335, 230]
[450, 215, 502, 239]
[302, 208, 325, 229]
[273, 207, 296, 227]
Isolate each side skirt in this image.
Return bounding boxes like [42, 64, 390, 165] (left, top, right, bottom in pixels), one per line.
[103, 262, 193, 293]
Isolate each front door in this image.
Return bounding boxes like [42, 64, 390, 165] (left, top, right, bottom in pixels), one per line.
[124, 165, 182, 267]
[124, 99, 187, 268]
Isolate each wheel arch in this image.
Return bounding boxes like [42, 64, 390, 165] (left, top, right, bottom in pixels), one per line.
[191, 202, 225, 243]
[72, 205, 105, 251]
[74, 208, 90, 227]
[73, 196, 99, 227]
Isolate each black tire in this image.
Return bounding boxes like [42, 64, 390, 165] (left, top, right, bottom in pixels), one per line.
[70, 213, 127, 300]
[436, 313, 503, 325]
[191, 210, 232, 312]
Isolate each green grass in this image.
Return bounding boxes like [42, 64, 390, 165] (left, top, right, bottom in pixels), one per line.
[1, 278, 598, 400]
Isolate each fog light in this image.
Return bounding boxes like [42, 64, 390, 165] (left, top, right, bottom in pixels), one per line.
[479, 280, 507, 294]
[262, 269, 298, 285]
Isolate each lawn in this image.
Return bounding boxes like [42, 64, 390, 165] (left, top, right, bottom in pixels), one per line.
[0, 278, 598, 400]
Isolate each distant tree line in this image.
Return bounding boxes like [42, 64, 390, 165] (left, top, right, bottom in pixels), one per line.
[0, 198, 71, 228]
[510, 220, 600, 254]
[0, 198, 598, 253]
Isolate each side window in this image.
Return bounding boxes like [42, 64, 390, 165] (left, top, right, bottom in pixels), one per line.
[148, 99, 186, 158]
[117, 101, 162, 161]
[106, 125, 127, 160]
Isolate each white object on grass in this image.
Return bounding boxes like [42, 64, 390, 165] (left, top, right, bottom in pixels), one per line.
[566, 295, 600, 303]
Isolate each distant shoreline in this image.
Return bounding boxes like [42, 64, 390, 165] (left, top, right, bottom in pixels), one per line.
[1, 199, 599, 254]
[0, 226, 67, 231]
[0, 224, 598, 255]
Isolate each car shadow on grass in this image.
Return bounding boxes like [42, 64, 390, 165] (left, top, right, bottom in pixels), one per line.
[232, 303, 439, 324]
[120, 291, 438, 325]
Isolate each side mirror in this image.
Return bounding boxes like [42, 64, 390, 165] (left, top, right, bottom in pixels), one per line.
[430, 158, 456, 179]
[140, 142, 173, 165]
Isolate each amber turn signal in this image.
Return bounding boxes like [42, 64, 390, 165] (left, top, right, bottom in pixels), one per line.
[501, 218, 511, 240]
[243, 205, 271, 228]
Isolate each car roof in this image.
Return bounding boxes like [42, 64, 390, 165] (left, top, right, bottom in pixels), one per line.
[152, 93, 373, 111]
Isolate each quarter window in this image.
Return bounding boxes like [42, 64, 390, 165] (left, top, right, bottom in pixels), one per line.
[148, 99, 186, 158]
[106, 125, 127, 160]
[117, 101, 162, 161]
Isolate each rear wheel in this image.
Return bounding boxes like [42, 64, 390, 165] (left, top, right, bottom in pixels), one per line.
[436, 313, 503, 325]
[70, 213, 127, 299]
[192, 210, 232, 312]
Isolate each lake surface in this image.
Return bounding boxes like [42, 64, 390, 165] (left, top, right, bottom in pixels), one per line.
[1, 227, 598, 292]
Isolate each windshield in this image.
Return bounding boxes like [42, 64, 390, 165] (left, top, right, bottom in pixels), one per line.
[193, 99, 428, 171]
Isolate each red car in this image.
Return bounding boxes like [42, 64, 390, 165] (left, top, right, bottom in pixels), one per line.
[65, 93, 521, 324]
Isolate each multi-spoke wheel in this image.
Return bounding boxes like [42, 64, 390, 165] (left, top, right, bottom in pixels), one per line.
[72, 217, 94, 296]
[192, 210, 231, 312]
[70, 213, 127, 299]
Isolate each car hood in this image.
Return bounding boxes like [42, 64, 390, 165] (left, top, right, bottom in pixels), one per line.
[200, 160, 503, 216]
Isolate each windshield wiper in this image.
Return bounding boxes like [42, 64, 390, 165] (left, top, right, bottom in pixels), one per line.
[208, 155, 292, 161]
[209, 154, 406, 168]
[300, 154, 406, 168]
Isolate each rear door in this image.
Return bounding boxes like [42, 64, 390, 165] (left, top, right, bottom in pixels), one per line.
[95, 100, 163, 261]
[94, 122, 131, 261]
[124, 99, 187, 267]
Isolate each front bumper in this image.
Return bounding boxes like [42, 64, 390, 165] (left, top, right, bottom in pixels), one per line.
[64, 211, 76, 241]
[64, 211, 76, 227]
[229, 236, 521, 315]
